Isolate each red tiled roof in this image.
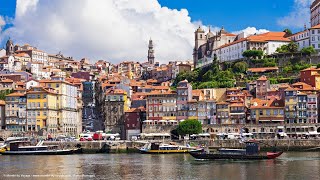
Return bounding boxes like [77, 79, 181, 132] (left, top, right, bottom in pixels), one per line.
[248, 67, 279, 73]
[6, 92, 25, 97]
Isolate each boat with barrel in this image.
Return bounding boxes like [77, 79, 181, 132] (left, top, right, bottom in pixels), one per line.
[139, 142, 202, 154]
[0, 140, 81, 155]
[189, 140, 283, 160]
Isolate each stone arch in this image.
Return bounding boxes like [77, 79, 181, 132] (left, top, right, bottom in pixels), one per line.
[317, 127, 320, 133]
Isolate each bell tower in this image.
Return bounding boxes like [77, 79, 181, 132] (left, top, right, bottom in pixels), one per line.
[6, 37, 14, 56]
[193, 26, 206, 68]
[148, 38, 155, 64]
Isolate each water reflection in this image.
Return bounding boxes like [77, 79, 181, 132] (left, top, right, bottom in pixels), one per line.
[0, 152, 320, 180]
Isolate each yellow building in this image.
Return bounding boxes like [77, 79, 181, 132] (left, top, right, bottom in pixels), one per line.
[27, 86, 58, 134]
[284, 87, 298, 124]
[250, 98, 285, 124]
[216, 102, 230, 124]
[39, 78, 79, 136]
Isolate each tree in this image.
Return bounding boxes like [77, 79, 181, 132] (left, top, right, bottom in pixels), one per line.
[287, 41, 298, 53]
[232, 62, 248, 73]
[283, 29, 292, 36]
[177, 119, 202, 136]
[276, 42, 298, 54]
[301, 46, 316, 55]
[242, 50, 263, 59]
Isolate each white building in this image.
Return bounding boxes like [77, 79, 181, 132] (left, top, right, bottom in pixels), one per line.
[311, 0, 320, 27]
[289, 25, 320, 52]
[213, 32, 290, 62]
[26, 79, 40, 90]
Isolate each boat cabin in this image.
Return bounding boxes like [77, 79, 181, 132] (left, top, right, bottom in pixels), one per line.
[218, 142, 260, 155]
[9, 141, 58, 152]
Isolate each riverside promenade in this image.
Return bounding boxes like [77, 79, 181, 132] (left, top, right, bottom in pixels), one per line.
[43, 139, 320, 153]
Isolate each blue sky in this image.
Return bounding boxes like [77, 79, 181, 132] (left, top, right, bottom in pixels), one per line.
[0, 0, 314, 62]
[158, 0, 306, 32]
[0, 0, 309, 33]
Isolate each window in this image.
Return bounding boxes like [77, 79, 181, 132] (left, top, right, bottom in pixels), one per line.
[37, 111, 40, 116]
[312, 30, 315, 34]
[56, 84, 60, 88]
[274, 110, 278, 115]
[37, 94, 41, 99]
[43, 103, 47, 108]
[266, 110, 271, 116]
[44, 94, 47, 98]
[43, 111, 47, 116]
[279, 110, 284, 115]
[312, 44, 316, 48]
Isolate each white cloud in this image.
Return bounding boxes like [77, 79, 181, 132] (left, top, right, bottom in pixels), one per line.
[277, 0, 314, 28]
[0, 0, 272, 64]
[232, 27, 269, 36]
[1, 0, 200, 64]
[0, 16, 5, 32]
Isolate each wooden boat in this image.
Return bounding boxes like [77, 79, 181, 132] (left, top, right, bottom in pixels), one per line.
[189, 141, 283, 160]
[0, 141, 80, 155]
[139, 142, 202, 154]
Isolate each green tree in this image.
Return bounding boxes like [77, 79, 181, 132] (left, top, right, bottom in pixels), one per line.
[301, 46, 316, 55]
[203, 70, 213, 81]
[232, 62, 248, 73]
[177, 119, 202, 136]
[242, 50, 263, 59]
[276, 42, 298, 53]
[283, 29, 292, 36]
[287, 41, 298, 53]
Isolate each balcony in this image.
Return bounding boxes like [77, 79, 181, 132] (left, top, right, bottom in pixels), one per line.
[230, 110, 245, 115]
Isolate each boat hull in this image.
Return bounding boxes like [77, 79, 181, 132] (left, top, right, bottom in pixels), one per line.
[140, 149, 189, 154]
[0, 149, 80, 155]
[189, 151, 283, 160]
[140, 149, 202, 154]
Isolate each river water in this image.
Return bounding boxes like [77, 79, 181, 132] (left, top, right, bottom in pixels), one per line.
[0, 152, 320, 180]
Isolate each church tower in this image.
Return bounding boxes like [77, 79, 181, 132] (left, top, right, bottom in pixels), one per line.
[193, 26, 206, 68]
[6, 38, 14, 56]
[148, 38, 155, 64]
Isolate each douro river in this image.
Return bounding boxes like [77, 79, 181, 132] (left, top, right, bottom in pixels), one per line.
[0, 152, 320, 180]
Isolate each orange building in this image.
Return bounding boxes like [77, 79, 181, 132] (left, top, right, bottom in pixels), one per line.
[300, 68, 320, 89]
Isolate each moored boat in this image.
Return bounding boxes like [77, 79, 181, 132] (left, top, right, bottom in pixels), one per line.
[189, 141, 283, 160]
[0, 141, 80, 155]
[139, 142, 202, 154]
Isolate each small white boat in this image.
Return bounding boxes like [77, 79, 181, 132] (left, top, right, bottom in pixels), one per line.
[0, 141, 80, 155]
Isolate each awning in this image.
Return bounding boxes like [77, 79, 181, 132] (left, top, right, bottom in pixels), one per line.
[140, 133, 171, 137]
[168, 120, 177, 123]
[158, 120, 167, 122]
[309, 131, 320, 135]
[242, 133, 253, 136]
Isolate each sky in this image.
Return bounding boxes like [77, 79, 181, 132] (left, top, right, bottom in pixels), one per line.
[0, 0, 315, 64]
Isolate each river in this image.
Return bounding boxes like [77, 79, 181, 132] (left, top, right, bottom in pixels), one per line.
[0, 152, 320, 180]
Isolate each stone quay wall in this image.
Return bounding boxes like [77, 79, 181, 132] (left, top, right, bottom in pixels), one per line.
[43, 139, 320, 153]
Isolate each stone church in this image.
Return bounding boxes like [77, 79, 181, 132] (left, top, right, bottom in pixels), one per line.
[193, 26, 237, 68]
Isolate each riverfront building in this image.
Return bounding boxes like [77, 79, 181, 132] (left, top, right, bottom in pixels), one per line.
[26, 86, 58, 134]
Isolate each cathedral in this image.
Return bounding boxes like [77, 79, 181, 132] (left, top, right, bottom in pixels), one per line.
[193, 26, 237, 68]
